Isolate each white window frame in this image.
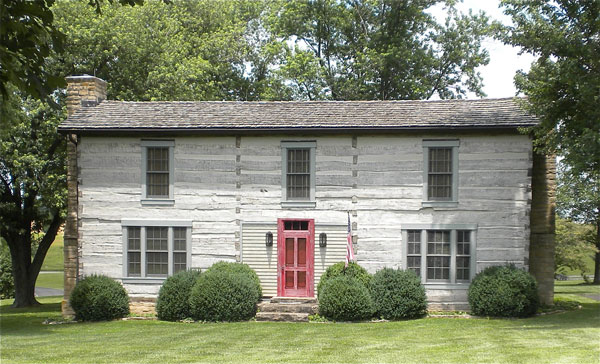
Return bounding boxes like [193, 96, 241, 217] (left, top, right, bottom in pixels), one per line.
[281, 141, 316, 208]
[121, 219, 192, 283]
[422, 139, 459, 208]
[401, 224, 477, 289]
[141, 140, 175, 205]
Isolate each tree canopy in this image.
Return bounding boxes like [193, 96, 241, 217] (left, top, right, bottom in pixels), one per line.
[499, 0, 600, 283]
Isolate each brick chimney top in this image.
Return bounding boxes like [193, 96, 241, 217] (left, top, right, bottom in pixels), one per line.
[66, 75, 107, 117]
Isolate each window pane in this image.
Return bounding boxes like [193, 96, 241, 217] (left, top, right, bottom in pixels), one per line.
[429, 148, 451, 173]
[427, 256, 450, 280]
[147, 147, 169, 172]
[285, 271, 294, 288]
[147, 227, 168, 251]
[128, 252, 141, 276]
[173, 252, 186, 274]
[298, 238, 306, 266]
[285, 238, 294, 265]
[128, 227, 140, 250]
[147, 252, 168, 275]
[297, 271, 306, 288]
[174, 228, 186, 251]
[407, 256, 421, 277]
[147, 172, 169, 197]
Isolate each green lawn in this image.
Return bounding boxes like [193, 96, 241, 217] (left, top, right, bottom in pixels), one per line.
[35, 273, 64, 290]
[40, 232, 64, 271]
[1, 282, 599, 364]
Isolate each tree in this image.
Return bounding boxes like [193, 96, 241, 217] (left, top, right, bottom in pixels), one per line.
[499, 0, 600, 282]
[51, 0, 266, 101]
[268, 0, 491, 100]
[556, 163, 600, 283]
[0, 86, 66, 307]
[0, 0, 159, 100]
[555, 218, 596, 279]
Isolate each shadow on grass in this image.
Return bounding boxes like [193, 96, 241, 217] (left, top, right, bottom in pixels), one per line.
[0, 298, 65, 336]
[503, 302, 600, 331]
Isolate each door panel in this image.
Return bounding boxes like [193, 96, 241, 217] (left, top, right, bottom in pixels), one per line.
[277, 219, 314, 297]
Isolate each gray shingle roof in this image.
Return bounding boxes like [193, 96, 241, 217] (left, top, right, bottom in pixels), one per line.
[58, 97, 538, 133]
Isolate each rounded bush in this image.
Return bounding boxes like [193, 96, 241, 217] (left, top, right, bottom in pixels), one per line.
[70, 275, 130, 321]
[205, 261, 262, 297]
[468, 265, 539, 317]
[317, 261, 371, 299]
[318, 275, 374, 321]
[189, 270, 259, 321]
[156, 269, 201, 321]
[369, 268, 427, 319]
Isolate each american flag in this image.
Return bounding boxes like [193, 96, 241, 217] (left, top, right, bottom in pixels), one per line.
[346, 211, 355, 267]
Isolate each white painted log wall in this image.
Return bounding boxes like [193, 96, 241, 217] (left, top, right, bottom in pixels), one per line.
[77, 133, 532, 304]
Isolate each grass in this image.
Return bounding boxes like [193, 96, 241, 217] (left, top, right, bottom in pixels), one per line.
[1, 282, 599, 363]
[35, 273, 63, 290]
[40, 232, 64, 271]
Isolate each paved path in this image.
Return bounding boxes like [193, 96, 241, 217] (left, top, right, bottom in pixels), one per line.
[35, 287, 63, 297]
[580, 293, 600, 301]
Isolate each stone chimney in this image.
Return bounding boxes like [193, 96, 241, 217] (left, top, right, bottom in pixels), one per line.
[62, 75, 107, 317]
[66, 75, 107, 116]
[529, 152, 556, 306]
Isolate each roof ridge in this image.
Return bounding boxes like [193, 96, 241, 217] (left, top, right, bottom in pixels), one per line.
[101, 97, 521, 104]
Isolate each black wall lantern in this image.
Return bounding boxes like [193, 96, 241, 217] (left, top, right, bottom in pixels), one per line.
[265, 231, 273, 247]
[319, 232, 327, 247]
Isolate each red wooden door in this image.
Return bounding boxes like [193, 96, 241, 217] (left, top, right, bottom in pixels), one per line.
[277, 219, 314, 297]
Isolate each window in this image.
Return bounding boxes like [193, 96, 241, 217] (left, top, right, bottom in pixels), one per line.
[281, 141, 316, 207]
[141, 140, 174, 204]
[402, 225, 476, 285]
[422, 140, 459, 207]
[122, 220, 191, 279]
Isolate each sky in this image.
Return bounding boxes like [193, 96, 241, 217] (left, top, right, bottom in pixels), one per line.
[428, 0, 537, 99]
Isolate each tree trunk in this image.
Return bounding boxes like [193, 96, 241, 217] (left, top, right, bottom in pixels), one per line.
[10, 235, 39, 307]
[8, 213, 62, 307]
[594, 222, 600, 284]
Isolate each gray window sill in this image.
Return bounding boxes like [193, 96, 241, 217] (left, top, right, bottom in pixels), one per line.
[423, 283, 470, 290]
[141, 199, 175, 206]
[122, 277, 166, 284]
[281, 201, 317, 209]
[422, 201, 458, 208]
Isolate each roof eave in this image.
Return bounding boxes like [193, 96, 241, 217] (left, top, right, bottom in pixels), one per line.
[57, 124, 537, 135]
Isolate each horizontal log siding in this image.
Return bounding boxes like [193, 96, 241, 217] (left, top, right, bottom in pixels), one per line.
[77, 133, 532, 304]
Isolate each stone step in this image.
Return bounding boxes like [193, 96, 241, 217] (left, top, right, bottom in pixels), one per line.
[255, 312, 310, 322]
[269, 297, 317, 304]
[258, 302, 318, 314]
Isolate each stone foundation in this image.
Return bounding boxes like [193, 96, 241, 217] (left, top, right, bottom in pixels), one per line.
[129, 297, 157, 316]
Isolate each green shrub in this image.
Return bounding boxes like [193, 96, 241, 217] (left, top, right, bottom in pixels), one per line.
[0, 246, 14, 299]
[318, 275, 374, 321]
[468, 265, 539, 318]
[205, 261, 262, 297]
[369, 268, 427, 319]
[156, 269, 201, 321]
[317, 261, 371, 299]
[189, 269, 259, 321]
[70, 275, 130, 321]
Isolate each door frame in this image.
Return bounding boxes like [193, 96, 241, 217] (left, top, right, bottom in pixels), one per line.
[277, 218, 315, 297]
